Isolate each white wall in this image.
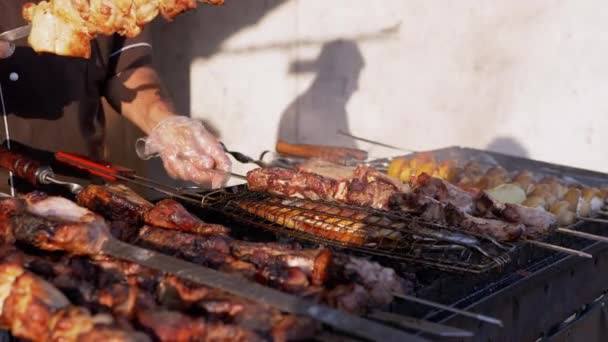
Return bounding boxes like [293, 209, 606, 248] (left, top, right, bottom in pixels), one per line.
[148, 0, 608, 183]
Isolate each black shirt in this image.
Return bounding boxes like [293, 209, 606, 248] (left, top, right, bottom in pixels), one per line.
[0, 0, 153, 191]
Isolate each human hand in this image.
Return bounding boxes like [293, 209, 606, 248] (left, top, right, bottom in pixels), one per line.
[136, 116, 232, 188]
[0, 41, 15, 59]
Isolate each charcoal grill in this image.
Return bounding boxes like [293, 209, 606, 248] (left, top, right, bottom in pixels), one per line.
[2, 145, 608, 341]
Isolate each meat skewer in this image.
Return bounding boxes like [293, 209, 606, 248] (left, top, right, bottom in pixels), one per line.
[0, 260, 149, 342]
[22, 0, 225, 58]
[0, 246, 303, 341]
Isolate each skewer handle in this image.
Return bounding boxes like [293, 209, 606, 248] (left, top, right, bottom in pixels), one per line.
[55, 152, 134, 181]
[276, 141, 368, 164]
[0, 146, 44, 185]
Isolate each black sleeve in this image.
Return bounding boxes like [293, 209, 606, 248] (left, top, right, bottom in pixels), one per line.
[107, 28, 153, 76]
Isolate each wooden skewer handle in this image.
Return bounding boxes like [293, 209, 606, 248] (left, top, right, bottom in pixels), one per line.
[276, 141, 368, 164]
[0, 147, 43, 185]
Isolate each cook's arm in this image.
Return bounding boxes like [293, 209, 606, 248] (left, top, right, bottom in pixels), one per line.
[102, 31, 231, 188]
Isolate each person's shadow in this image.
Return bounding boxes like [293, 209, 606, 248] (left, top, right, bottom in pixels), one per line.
[277, 40, 365, 148]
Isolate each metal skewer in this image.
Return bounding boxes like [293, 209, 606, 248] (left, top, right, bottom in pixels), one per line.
[577, 216, 608, 224]
[336, 130, 417, 152]
[557, 227, 608, 243]
[525, 239, 592, 258]
[391, 293, 503, 327]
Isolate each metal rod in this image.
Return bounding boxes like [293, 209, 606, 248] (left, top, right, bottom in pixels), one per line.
[336, 130, 417, 152]
[557, 227, 608, 243]
[367, 310, 474, 338]
[577, 216, 608, 224]
[392, 293, 503, 327]
[525, 240, 593, 258]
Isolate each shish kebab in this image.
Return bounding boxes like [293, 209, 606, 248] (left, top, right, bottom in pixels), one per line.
[245, 164, 605, 258]
[0, 149, 503, 329]
[0, 149, 428, 342]
[21, 0, 224, 58]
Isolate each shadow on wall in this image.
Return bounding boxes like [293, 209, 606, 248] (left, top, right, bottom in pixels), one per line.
[105, 1, 288, 194]
[278, 40, 365, 148]
[485, 136, 529, 158]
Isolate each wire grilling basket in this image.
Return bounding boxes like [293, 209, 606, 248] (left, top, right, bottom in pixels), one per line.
[199, 185, 516, 274]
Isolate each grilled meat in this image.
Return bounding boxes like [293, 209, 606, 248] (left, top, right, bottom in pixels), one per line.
[143, 199, 229, 236]
[4, 245, 311, 341]
[0, 261, 148, 342]
[296, 159, 357, 180]
[411, 173, 476, 214]
[444, 204, 525, 241]
[23, 0, 224, 58]
[134, 225, 317, 293]
[237, 198, 369, 245]
[476, 192, 557, 238]
[9, 196, 111, 255]
[77, 184, 153, 226]
[136, 309, 262, 342]
[231, 241, 332, 286]
[77, 184, 228, 237]
[247, 166, 407, 210]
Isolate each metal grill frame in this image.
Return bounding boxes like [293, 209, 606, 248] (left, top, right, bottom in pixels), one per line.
[199, 185, 517, 274]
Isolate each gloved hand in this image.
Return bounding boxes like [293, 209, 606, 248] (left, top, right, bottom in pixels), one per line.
[136, 116, 232, 188]
[0, 41, 15, 59]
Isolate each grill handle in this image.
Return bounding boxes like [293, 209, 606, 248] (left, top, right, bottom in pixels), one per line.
[55, 152, 135, 181]
[0, 146, 45, 185]
[275, 141, 368, 164]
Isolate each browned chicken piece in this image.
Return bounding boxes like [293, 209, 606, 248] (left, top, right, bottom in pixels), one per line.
[475, 192, 557, 239]
[501, 204, 557, 238]
[143, 199, 229, 236]
[157, 275, 318, 340]
[22, 0, 225, 58]
[231, 241, 333, 286]
[9, 196, 111, 255]
[135, 226, 315, 293]
[135, 226, 232, 266]
[0, 262, 148, 342]
[77, 184, 153, 226]
[0, 198, 27, 244]
[444, 204, 525, 242]
[136, 309, 263, 342]
[412, 173, 476, 214]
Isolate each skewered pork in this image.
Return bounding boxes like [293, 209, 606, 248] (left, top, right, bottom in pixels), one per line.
[77, 184, 153, 226]
[0, 261, 148, 341]
[22, 0, 224, 58]
[1, 245, 313, 341]
[247, 166, 407, 210]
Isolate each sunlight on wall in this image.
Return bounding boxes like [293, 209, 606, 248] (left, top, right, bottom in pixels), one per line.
[190, 0, 608, 173]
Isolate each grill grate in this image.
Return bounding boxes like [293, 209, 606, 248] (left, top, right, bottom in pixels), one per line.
[199, 185, 516, 274]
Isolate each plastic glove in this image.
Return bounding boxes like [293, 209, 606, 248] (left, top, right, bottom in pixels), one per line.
[0, 41, 15, 59]
[136, 116, 232, 188]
